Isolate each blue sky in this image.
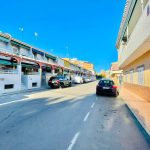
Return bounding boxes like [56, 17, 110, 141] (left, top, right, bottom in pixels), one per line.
[0, 0, 125, 72]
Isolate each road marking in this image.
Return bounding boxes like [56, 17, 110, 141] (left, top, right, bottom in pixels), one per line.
[91, 103, 95, 108]
[83, 112, 90, 122]
[0, 98, 29, 106]
[67, 132, 80, 150]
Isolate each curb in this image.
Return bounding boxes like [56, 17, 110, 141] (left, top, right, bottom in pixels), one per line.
[124, 103, 150, 142]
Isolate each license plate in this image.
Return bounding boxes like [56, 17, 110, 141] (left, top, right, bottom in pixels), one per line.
[103, 87, 110, 89]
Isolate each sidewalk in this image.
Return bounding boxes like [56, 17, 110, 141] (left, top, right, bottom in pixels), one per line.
[120, 86, 150, 137]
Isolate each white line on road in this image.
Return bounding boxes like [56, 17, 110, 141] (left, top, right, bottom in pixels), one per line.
[91, 103, 95, 108]
[67, 132, 80, 150]
[83, 112, 90, 122]
[0, 98, 29, 106]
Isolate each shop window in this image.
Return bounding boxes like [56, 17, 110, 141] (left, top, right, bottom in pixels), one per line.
[4, 84, 14, 89]
[32, 82, 37, 87]
[137, 65, 144, 85]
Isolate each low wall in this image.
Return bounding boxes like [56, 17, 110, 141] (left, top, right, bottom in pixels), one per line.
[22, 75, 41, 89]
[0, 74, 21, 94]
[123, 82, 150, 102]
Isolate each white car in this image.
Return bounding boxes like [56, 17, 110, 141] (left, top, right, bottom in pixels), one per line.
[74, 76, 83, 84]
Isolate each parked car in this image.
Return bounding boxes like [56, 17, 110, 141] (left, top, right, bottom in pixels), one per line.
[96, 78, 119, 97]
[83, 77, 90, 83]
[48, 76, 72, 88]
[74, 76, 83, 84]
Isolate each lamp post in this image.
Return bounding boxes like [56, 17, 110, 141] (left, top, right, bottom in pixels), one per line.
[34, 32, 38, 41]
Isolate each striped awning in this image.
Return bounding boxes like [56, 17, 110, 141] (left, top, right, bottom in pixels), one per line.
[32, 48, 44, 56]
[11, 41, 30, 50]
[21, 63, 40, 68]
[0, 59, 17, 66]
[45, 53, 57, 60]
[0, 36, 10, 43]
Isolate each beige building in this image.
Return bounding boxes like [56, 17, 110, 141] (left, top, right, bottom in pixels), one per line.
[63, 58, 94, 71]
[116, 0, 150, 100]
[110, 62, 123, 85]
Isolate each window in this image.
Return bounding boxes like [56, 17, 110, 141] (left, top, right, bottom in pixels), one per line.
[130, 69, 134, 83]
[32, 83, 37, 87]
[137, 65, 144, 85]
[4, 84, 14, 89]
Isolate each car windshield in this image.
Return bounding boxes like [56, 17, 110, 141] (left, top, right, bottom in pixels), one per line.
[99, 80, 114, 86]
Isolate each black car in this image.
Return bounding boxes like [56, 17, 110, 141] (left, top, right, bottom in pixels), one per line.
[96, 79, 119, 97]
[48, 76, 72, 88]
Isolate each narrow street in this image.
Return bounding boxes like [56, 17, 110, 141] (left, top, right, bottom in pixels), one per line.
[0, 82, 149, 150]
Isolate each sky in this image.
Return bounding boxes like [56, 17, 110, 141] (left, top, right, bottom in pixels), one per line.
[0, 0, 126, 72]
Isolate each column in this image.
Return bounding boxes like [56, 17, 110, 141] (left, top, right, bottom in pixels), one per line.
[17, 61, 22, 91]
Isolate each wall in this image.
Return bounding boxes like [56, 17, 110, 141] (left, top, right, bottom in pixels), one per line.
[20, 47, 30, 57]
[119, 1, 150, 67]
[122, 51, 150, 101]
[0, 74, 21, 94]
[123, 51, 150, 87]
[22, 75, 41, 89]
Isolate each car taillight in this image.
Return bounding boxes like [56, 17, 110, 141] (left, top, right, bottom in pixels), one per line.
[56, 80, 60, 84]
[112, 85, 117, 89]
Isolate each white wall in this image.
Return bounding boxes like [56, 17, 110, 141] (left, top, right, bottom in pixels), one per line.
[36, 54, 44, 61]
[20, 47, 30, 57]
[57, 57, 64, 67]
[0, 74, 21, 94]
[22, 75, 41, 89]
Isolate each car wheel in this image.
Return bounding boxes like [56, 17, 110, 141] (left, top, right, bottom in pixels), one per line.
[96, 91, 99, 95]
[69, 82, 72, 87]
[114, 92, 119, 97]
[61, 83, 64, 88]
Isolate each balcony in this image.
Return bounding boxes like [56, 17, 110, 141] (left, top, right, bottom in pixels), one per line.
[0, 46, 13, 54]
[119, 1, 150, 68]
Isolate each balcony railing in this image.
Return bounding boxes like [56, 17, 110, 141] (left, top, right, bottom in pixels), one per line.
[0, 69, 18, 74]
[0, 47, 13, 54]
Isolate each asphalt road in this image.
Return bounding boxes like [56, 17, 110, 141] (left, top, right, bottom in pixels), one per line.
[0, 81, 149, 150]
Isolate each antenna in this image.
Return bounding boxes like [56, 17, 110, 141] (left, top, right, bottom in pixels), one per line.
[19, 27, 24, 40]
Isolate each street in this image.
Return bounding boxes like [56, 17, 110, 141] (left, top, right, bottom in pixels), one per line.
[0, 81, 149, 150]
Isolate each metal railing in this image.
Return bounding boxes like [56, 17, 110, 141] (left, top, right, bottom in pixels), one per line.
[0, 70, 18, 74]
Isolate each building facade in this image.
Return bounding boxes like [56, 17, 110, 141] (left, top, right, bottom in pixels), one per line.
[63, 58, 94, 72]
[110, 62, 123, 86]
[116, 0, 150, 100]
[0, 33, 94, 95]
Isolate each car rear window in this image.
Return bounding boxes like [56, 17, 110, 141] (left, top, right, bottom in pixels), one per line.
[99, 80, 114, 86]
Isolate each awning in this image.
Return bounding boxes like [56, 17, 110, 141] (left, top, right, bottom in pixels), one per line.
[11, 41, 30, 50]
[21, 63, 39, 68]
[32, 48, 44, 56]
[45, 53, 57, 60]
[0, 36, 10, 43]
[0, 59, 17, 66]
